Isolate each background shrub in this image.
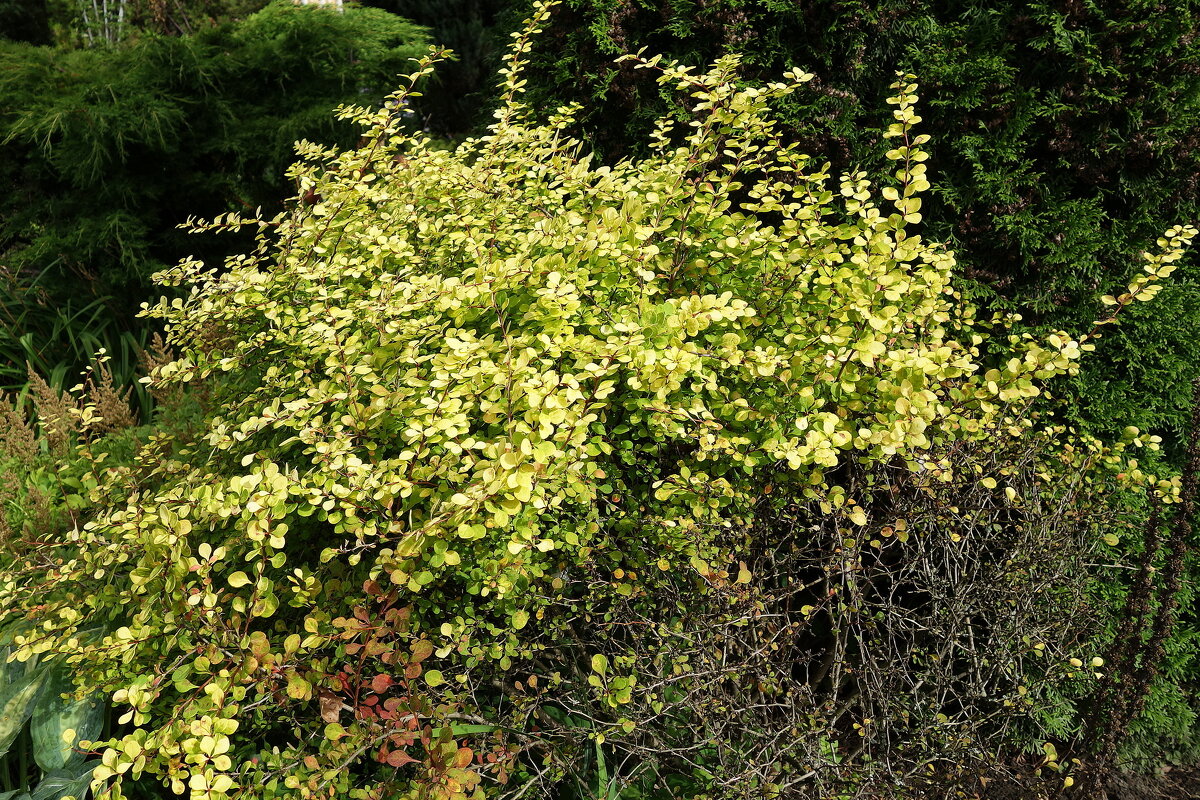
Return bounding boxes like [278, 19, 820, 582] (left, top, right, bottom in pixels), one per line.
[477, 3, 1200, 770]
[363, 0, 509, 138]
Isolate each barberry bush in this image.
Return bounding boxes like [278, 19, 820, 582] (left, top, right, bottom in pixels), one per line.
[499, 0, 1200, 459]
[1, 3, 1195, 798]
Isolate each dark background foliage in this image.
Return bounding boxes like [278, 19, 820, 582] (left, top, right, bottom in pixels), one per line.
[0, 0, 427, 393]
[0, 0, 53, 44]
[362, 0, 509, 136]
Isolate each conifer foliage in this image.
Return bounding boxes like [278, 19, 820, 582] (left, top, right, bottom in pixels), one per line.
[0, 1, 427, 391]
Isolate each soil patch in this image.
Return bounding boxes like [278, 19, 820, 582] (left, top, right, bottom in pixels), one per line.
[971, 763, 1200, 799]
[1101, 765, 1200, 800]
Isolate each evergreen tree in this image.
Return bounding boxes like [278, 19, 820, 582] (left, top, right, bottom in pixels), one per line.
[0, 0, 427, 390]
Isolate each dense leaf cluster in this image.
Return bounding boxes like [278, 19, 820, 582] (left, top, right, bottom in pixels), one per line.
[502, 0, 1200, 455]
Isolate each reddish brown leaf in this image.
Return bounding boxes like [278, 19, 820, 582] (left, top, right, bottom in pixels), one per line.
[386, 750, 418, 768]
[410, 639, 434, 662]
[404, 662, 423, 680]
[453, 747, 473, 769]
[318, 690, 342, 724]
[371, 674, 394, 694]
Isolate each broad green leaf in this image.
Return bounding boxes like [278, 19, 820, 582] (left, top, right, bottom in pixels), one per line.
[0, 667, 47, 759]
[29, 759, 98, 800]
[31, 666, 105, 771]
[0, 647, 12, 689]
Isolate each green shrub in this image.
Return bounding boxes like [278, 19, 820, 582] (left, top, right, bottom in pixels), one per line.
[1074, 448, 1200, 771]
[0, 359, 168, 800]
[494, 1, 1200, 772]
[0, 345, 210, 800]
[0, 0, 428, 395]
[0, 6, 1194, 798]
